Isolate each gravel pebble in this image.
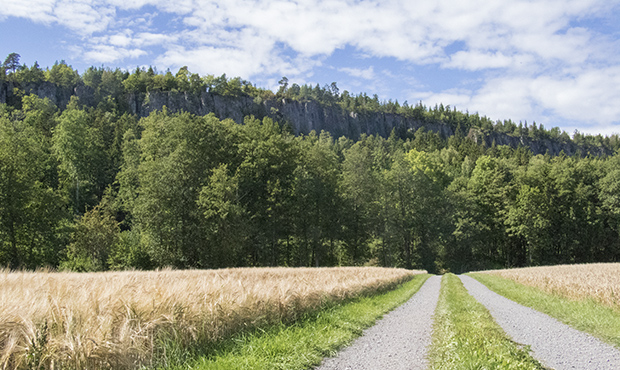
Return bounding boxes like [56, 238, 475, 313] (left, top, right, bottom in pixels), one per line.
[460, 274, 620, 370]
[314, 275, 441, 370]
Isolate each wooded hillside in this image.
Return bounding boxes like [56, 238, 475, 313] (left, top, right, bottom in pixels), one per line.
[2, 55, 620, 273]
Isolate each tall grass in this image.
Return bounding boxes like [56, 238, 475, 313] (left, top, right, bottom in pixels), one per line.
[470, 271, 620, 348]
[173, 275, 431, 370]
[0, 267, 420, 369]
[479, 263, 620, 308]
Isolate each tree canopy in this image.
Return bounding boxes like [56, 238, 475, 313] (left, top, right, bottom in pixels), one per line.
[1, 54, 620, 272]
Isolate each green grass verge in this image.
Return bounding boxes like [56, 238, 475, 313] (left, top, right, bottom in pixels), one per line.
[469, 273, 620, 348]
[429, 274, 544, 370]
[157, 274, 431, 370]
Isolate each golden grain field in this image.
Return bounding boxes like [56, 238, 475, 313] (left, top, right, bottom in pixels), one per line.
[0, 266, 421, 369]
[480, 263, 620, 308]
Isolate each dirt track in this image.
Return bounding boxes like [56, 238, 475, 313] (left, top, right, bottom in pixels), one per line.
[314, 275, 441, 370]
[460, 275, 620, 370]
[315, 274, 620, 370]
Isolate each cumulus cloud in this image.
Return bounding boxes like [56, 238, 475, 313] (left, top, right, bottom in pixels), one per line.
[444, 51, 519, 71]
[81, 30, 177, 63]
[2, 0, 615, 67]
[1, 0, 620, 132]
[339, 67, 375, 80]
[531, 66, 620, 124]
[83, 44, 146, 63]
[418, 65, 620, 131]
[0, 0, 115, 33]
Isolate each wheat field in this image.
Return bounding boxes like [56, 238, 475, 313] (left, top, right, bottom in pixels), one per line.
[0, 266, 421, 369]
[480, 263, 620, 308]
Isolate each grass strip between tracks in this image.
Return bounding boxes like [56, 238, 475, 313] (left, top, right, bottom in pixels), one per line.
[470, 272, 620, 349]
[157, 273, 431, 370]
[429, 274, 544, 370]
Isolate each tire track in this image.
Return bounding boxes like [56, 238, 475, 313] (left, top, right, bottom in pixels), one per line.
[460, 275, 620, 370]
[314, 275, 441, 370]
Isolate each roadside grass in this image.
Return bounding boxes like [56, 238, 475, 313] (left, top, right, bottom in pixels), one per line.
[429, 274, 544, 370]
[158, 274, 431, 370]
[470, 272, 620, 348]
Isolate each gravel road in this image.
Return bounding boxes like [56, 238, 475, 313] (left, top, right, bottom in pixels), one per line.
[460, 275, 620, 370]
[314, 275, 441, 370]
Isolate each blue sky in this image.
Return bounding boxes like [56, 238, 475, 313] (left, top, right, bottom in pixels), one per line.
[1, 0, 620, 136]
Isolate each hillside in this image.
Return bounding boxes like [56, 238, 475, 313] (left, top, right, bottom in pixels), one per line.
[3, 61, 620, 275]
[0, 65, 614, 156]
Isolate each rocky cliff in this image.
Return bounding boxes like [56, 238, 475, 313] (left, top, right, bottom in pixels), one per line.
[117, 89, 453, 140]
[466, 128, 600, 156]
[118, 90, 601, 156]
[0, 80, 608, 156]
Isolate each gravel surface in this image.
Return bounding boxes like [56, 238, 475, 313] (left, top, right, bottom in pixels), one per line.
[460, 275, 620, 370]
[314, 275, 441, 370]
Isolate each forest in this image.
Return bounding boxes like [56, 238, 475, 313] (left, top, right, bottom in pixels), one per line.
[2, 53, 620, 273]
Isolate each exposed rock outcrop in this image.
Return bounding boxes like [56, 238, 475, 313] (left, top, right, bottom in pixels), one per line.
[467, 128, 604, 156]
[127, 90, 454, 141]
[0, 80, 609, 156]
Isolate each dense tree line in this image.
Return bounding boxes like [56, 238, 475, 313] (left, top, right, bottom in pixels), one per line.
[2, 55, 620, 273]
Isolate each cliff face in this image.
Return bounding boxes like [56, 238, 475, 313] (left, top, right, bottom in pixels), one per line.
[467, 128, 607, 156]
[127, 90, 265, 124]
[0, 81, 6, 105]
[265, 99, 454, 139]
[125, 90, 454, 140]
[0, 81, 607, 156]
[126, 90, 595, 156]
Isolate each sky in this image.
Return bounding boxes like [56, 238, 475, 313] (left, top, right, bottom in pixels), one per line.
[1, 0, 620, 136]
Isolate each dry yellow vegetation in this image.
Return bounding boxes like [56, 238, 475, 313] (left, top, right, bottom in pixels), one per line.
[0, 266, 420, 369]
[480, 263, 620, 308]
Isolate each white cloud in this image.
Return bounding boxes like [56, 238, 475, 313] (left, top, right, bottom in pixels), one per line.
[339, 67, 375, 80]
[445, 51, 519, 71]
[2, 0, 620, 133]
[81, 30, 177, 64]
[108, 31, 133, 48]
[155, 32, 316, 80]
[83, 44, 146, 63]
[531, 66, 620, 124]
[3, 0, 616, 67]
[0, 0, 115, 33]
[156, 46, 264, 78]
[417, 65, 620, 131]
[0, 0, 56, 24]
[134, 32, 177, 46]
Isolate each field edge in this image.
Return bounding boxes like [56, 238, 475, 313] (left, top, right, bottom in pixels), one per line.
[160, 273, 432, 370]
[468, 272, 620, 349]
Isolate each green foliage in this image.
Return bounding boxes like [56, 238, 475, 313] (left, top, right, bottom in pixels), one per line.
[234, 116, 299, 266]
[3, 59, 620, 271]
[115, 128, 140, 220]
[22, 94, 57, 137]
[107, 229, 151, 270]
[0, 114, 67, 268]
[61, 201, 120, 272]
[198, 164, 247, 267]
[3, 53, 21, 73]
[45, 60, 79, 88]
[14, 61, 46, 85]
[340, 140, 381, 264]
[52, 99, 110, 213]
[291, 131, 341, 267]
